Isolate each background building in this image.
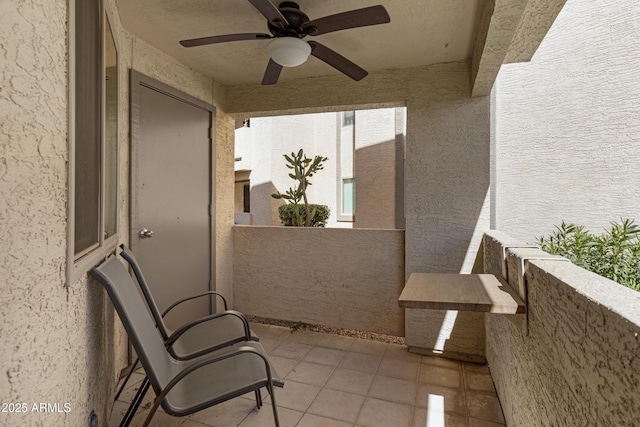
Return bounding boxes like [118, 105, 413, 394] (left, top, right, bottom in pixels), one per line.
[235, 108, 406, 229]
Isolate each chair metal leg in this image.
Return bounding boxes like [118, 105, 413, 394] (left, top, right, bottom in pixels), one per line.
[120, 377, 150, 427]
[268, 384, 280, 427]
[255, 389, 262, 408]
[114, 358, 140, 401]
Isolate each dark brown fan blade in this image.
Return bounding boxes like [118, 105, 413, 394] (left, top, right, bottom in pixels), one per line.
[262, 59, 283, 85]
[180, 33, 272, 47]
[308, 41, 368, 81]
[303, 5, 390, 36]
[248, 0, 289, 28]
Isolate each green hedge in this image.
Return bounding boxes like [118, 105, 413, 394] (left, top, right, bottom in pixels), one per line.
[538, 219, 639, 291]
[278, 204, 330, 227]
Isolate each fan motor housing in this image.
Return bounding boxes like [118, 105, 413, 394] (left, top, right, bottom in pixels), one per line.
[268, 2, 310, 37]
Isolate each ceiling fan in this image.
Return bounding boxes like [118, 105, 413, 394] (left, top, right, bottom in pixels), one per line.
[179, 0, 390, 85]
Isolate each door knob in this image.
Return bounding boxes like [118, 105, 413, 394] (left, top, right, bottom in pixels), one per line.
[139, 228, 154, 238]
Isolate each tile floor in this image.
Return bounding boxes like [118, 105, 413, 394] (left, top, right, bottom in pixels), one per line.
[108, 323, 505, 427]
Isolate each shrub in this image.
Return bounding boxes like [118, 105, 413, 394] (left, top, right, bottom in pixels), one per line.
[278, 204, 330, 227]
[537, 219, 640, 291]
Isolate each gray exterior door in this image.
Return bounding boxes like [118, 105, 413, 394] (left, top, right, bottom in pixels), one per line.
[130, 71, 214, 329]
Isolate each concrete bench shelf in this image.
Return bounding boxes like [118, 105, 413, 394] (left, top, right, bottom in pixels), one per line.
[398, 273, 526, 314]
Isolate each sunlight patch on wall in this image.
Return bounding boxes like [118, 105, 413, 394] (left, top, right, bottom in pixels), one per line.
[461, 187, 491, 273]
[433, 310, 458, 353]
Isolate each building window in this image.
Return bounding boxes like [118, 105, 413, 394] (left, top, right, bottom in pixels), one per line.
[342, 178, 356, 216]
[342, 111, 355, 127]
[243, 183, 251, 213]
[68, 0, 119, 283]
[337, 111, 355, 222]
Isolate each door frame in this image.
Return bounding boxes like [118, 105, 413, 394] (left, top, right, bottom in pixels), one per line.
[129, 69, 216, 311]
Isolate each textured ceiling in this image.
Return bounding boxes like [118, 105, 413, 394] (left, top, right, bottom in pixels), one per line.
[116, 0, 483, 86]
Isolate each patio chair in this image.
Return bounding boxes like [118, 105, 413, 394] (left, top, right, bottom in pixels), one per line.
[115, 244, 260, 418]
[92, 255, 283, 427]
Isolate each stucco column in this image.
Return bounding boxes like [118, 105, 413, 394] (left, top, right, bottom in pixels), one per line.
[404, 83, 491, 361]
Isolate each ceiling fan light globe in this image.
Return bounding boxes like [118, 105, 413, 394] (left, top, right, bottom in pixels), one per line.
[268, 37, 311, 67]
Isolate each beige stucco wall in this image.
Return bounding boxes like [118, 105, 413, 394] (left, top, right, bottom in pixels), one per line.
[226, 62, 491, 275]
[234, 226, 405, 336]
[213, 111, 236, 308]
[0, 0, 236, 424]
[227, 60, 491, 355]
[493, 0, 640, 241]
[483, 230, 640, 426]
[0, 1, 127, 425]
[403, 67, 491, 361]
[404, 309, 486, 363]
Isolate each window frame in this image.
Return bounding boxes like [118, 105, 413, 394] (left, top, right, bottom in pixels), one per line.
[336, 111, 356, 222]
[67, 0, 120, 284]
[342, 110, 355, 127]
[340, 177, 356, 217]
[243, 183, 251, 213]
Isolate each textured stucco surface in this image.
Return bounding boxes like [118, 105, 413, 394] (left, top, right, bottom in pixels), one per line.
[471, 0, 528, 96]
[214, 111, 236, 309]
[405, 309, 486, 363]
[1, 1, 236, 425]
[234, 226, 405, 336]
[226, 61, 491, 277]
[0, 1, 129, 425]
[227, 60, 491, 357]
[483, 231, 640, 427]
[494, 0, 640, 241]
[131, 38, 215, 107]
[403, 66, 491, 359]
[115, 0, 483, 87]
[503, 0, 567, 64]
[404, 70, 490, 277]
[6, 1, 597, 422]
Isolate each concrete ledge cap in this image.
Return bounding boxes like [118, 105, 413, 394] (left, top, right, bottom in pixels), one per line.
[526, 259, 640, 327]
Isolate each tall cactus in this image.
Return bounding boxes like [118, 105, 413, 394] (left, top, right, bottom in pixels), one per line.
[272, 149, 328, 227]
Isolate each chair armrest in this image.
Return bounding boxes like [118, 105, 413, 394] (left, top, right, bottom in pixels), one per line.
[164, 310, 252, 348]
[161, 291, 228, 317]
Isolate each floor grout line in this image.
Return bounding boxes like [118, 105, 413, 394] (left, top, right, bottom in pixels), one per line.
[109, 324, 506, 427]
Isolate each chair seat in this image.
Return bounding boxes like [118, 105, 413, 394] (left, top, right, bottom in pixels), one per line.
[168, 314, 260, 360]
[163, 343, 283, 416]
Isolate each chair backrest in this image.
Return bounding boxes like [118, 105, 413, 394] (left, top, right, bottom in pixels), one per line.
[92, 255, 174, 392]
[119, 244, 170, 340]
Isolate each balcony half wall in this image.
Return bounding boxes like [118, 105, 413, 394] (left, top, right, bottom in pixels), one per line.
[483, 230, 640, 426]
[233, 226, 405, 336]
